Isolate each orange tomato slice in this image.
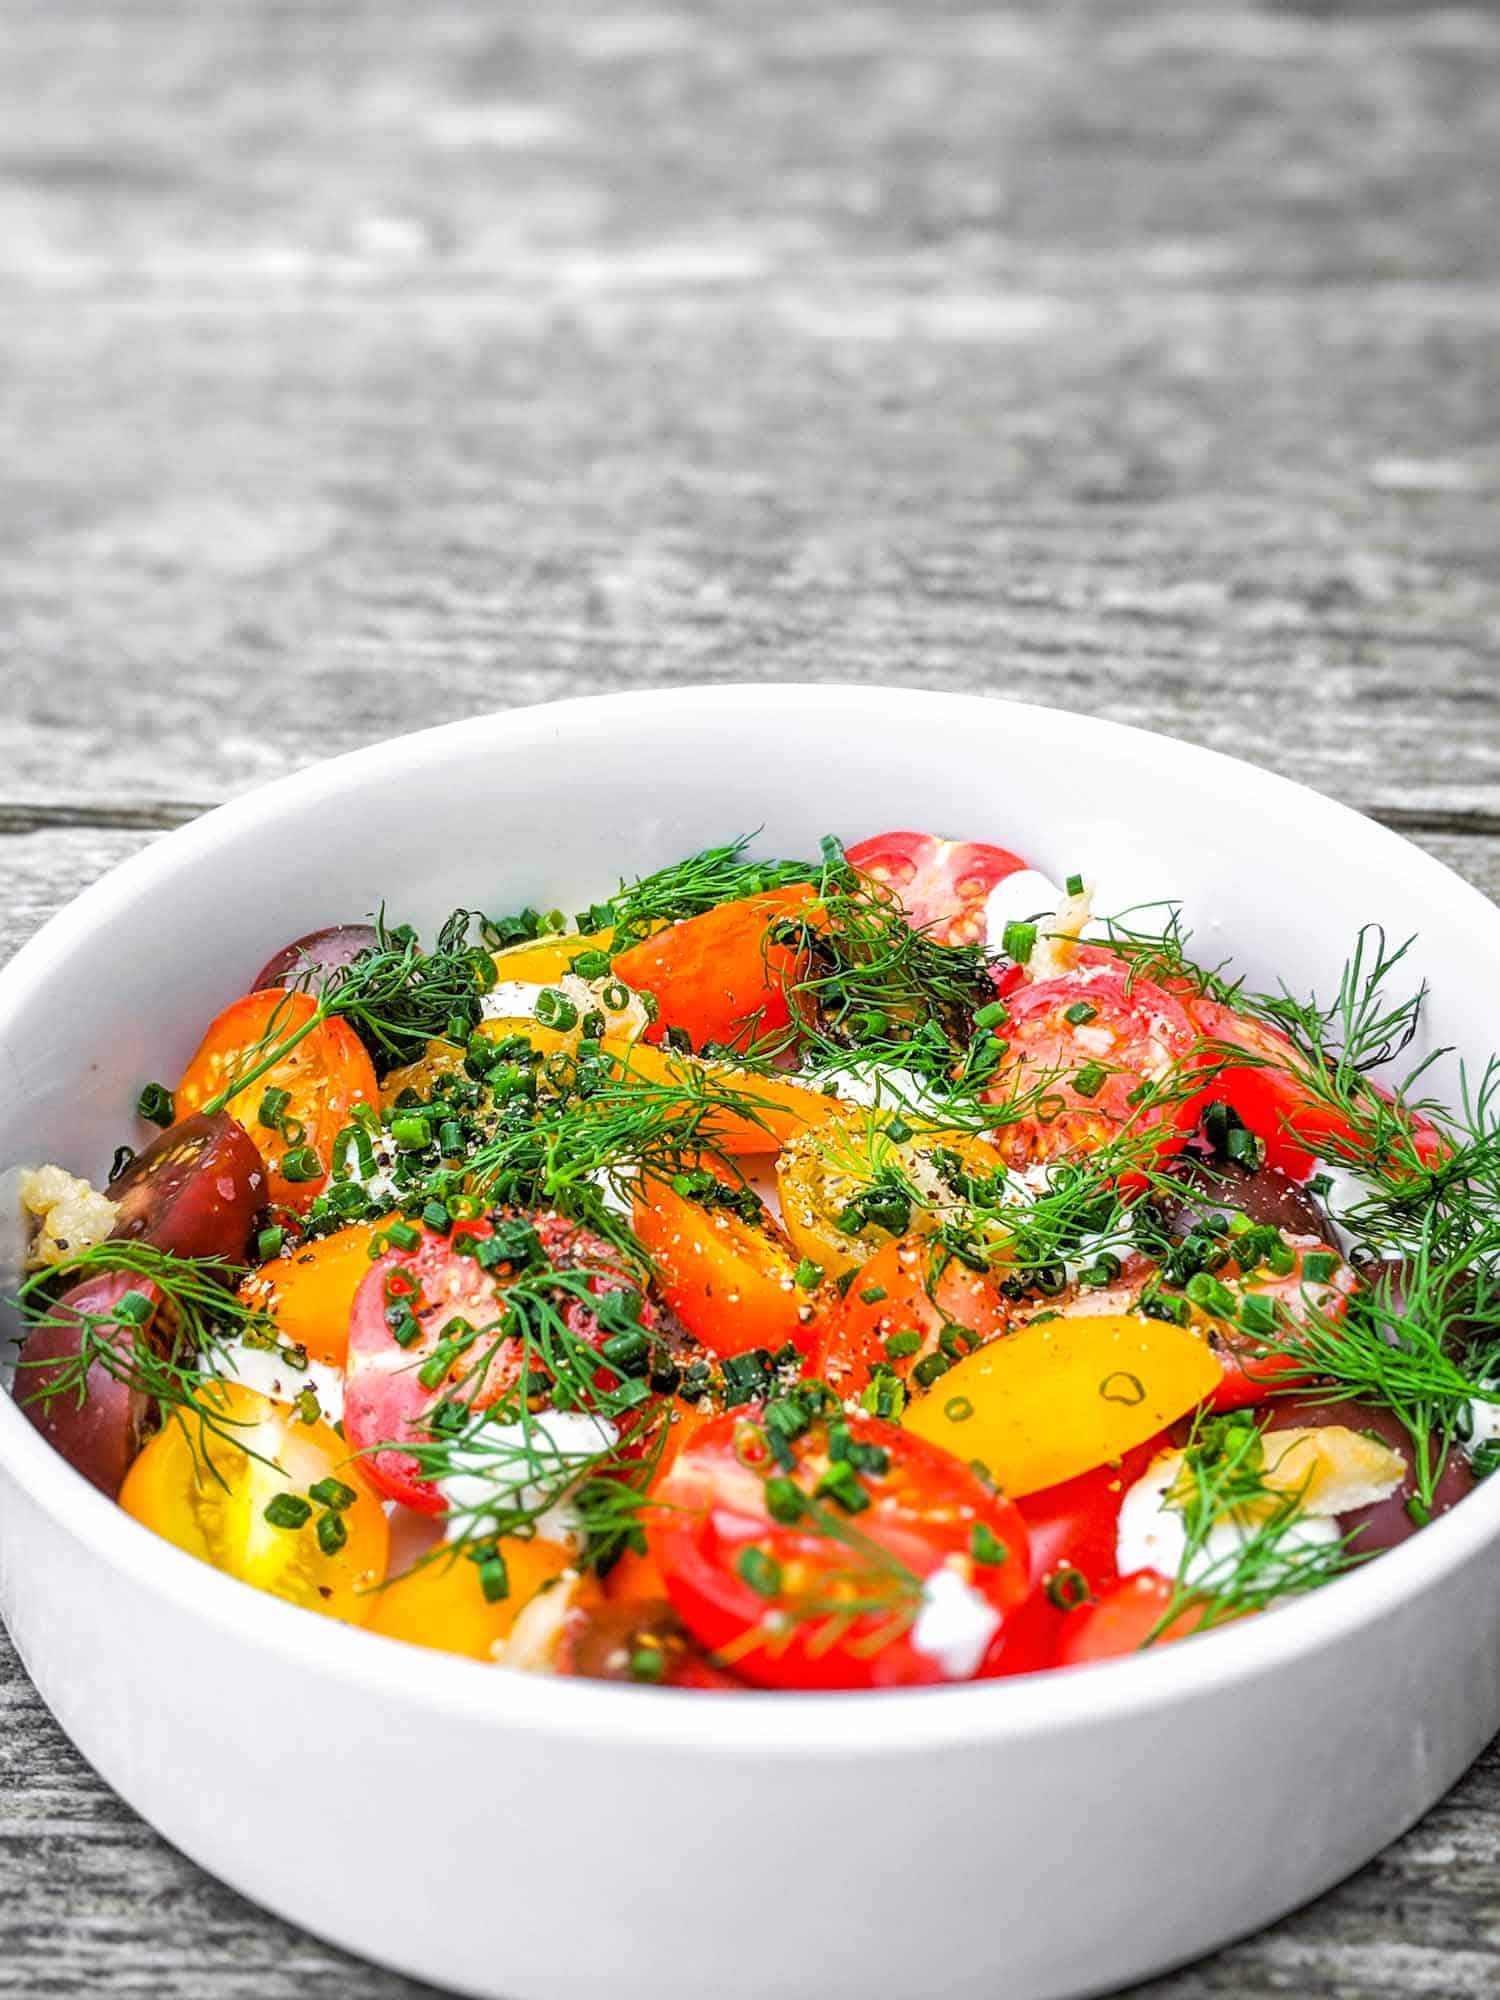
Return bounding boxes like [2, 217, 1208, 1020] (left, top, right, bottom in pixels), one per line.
[632, 1176, 814, 1358]
[176, 989, 378, 1212]
[367, 1537, 574, 1661]
[237, 1218, 388, 1369]
[611, 886, 816, 1052]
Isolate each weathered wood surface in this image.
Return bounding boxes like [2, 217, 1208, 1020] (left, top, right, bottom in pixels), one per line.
[3, 0, 1500, 1993]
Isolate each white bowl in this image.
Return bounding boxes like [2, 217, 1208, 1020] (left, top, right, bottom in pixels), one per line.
[2, 685, 1498, 2000]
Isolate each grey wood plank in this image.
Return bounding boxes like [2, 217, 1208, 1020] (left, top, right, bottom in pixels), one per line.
[4, 816, 1500, 1998]
[1, 0, 1497, 295]
[3, 287, 1498, 817]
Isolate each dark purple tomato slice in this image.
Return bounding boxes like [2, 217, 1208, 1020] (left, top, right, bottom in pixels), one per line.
[108, 1112, 266, 1264]
[1155, 1154, 1329, 1242]
[1266, 1397, 1476, 1553]
[17, 1271, 162, 1498]
[251, 925, 379, 994]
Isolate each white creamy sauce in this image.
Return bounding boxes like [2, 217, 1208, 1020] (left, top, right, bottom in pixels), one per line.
[910, 1564, 1002, 1679]
[982, 870, 1064, 958]
[1465, 1397, 1500, 1457]
[438, 1409, 620, 1555]
[208, 1339, 346, 1426]
[480, 979, 548, 1022]
[1116, 1452, 1339, 1586]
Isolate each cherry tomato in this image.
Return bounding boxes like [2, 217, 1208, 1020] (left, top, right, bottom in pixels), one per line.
[175, 989, 378, 1212]
[17, 1270, 163, 1498]
[252, 924, 379, 993]
[987, 967, 1202, 1171]
[610, 885, 816, 1052]
[345, 1211, 649, 1512]
[1054, 1571, 1218, 1665]
[983, 1445, 1155, 1675]
[844, 831, 1029, 948]
[108, 1112, 267, 1262]
[1192, 1236, 1356, 1412]
[238, 1218, 389, 1370]
[650, 1403, 1032, 1689]
[1190, 997, 1444, 1180]
[366, 1537, 574, 1660]
[118, 1382, 388, 1623]
[558, 1595, 744, 1688]
[632, 1175, 814, 1359]
[812, 1234, 1010, 1399]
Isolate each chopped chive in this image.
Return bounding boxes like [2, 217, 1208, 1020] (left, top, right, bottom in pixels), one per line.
[309, 1477, 358, 1512]
[1065, 872, 1085, 898]
[534, 988, 579, 1032]
[859, 1285, 887, 1305]
[736, 1546, 784, 1597]
[764, 1476, 804, 1524]
[884, 1329, 922, 1360]
[1063, 1000, 1098, 1025]
[256, 1225, 285, 1262]
[973, 1000, 1007, 1029]
[1073, 1062, 1107, 1099]
[1300, 1251, 1339, 1285]
[386, 1218, 422, 1251]
[263, 1493, 311, 1530]
[390, 1114, 432, 1151]
[315, 1511, 349, 1556]
[135, 1082, 175, 1128]
[1001, 919, 1036, 964]
[970, 1522, 1010, 1566]
[943, 1396, 974, 1423]
[793, 1257, 823, 1291]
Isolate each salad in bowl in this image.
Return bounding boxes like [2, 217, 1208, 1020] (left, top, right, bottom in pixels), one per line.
[11, 823, 1497, 1694]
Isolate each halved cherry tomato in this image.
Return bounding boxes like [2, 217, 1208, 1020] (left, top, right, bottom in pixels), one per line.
[651, 1404, 1032, 1689]
[109, 1112, 267, 1262]
[987, 967, 1202, 1172]
[1055, 1571, 1219, 1666]
[983, 1444, 1157, 1676]
[632, 1176, 814, 1359]
[558, 1595, 744, 1688]
[488, 925, 617, 988]
[345, 1211, 649, 1512]
[903, 1311, 1222, 1497]
[238, 1218, 389, 1370]
[845, 831, 1029, 948]
[175, 988, 378, 1212]
[367, 1537, 574, 1661]
[812, 1234, 1010, 1399]
[118, 1382, 388, 1622]
[776, 1110, 1010, 1280]
[1189, 997, 1445, 1181]
[611, 885, 816, 1052]
[1191, 1236, 1357, 1412]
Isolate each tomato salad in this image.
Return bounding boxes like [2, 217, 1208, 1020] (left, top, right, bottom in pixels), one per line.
[12, 833, 1500, 1690]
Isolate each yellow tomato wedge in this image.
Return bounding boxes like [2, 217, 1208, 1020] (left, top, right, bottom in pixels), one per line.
[488, 926, 616, 986]
[237, 1219, 388, 1369]
[119, 1383, 388, 1622]
[367, 1537, 574, 1661]
[903, 1313, 1222, 1497]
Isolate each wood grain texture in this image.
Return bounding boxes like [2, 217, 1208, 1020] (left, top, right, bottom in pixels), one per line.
[3, 0, 1500, 1994]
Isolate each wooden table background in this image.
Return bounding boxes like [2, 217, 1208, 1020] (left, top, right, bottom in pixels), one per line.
[3, 0, 1499, 1992]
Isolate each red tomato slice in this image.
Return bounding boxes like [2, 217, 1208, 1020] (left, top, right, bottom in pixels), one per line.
[845, 831, 1029, 948]
[1055, 1571, 1223, 1666]
[811, 1234, 1010, 1400]
[987, 967, 1202, 1172]
[611, 885, 816, 1053]
[650, 1404, 1032, 1689]
[983, 1444, 1157, 1676]
[1196, 1236, 1357, 1412]
[175, 989, 378, 1212]
[1189, 997, 1445, 1181]
[345, 1211, 651, 1512]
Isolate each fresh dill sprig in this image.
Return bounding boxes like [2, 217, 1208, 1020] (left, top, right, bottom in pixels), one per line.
[600, 836, 815, 949]
[203, 909, 497, 1107]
